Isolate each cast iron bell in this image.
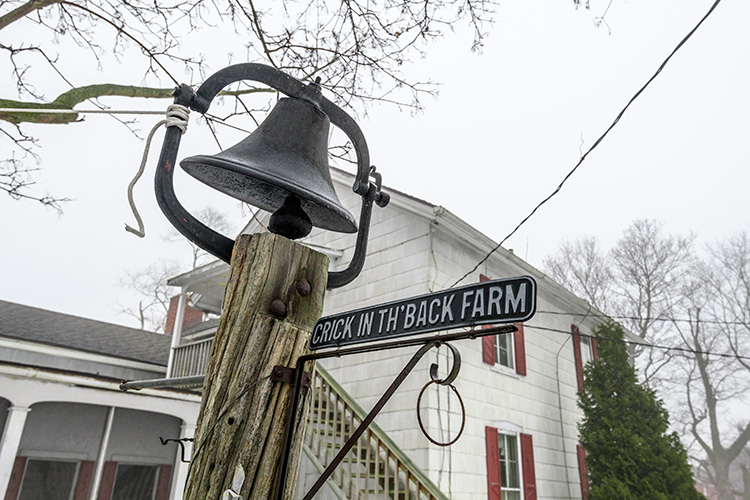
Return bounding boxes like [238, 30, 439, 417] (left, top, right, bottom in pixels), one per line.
[181, 94, 356, 240]
[153, 63, 389, 289]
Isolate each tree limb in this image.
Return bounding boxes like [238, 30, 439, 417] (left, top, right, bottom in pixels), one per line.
[0, 0, 62, 30]
[0, 84, 274, 124]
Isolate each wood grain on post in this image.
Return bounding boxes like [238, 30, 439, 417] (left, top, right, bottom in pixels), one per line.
[184, 233, 329, 500]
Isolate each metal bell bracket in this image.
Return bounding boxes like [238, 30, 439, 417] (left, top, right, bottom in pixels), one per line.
[154, 63, 390, 289]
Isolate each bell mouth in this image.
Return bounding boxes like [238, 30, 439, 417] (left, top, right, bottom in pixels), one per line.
[269, 195, 313, 239]
[181, 154, 357, 234]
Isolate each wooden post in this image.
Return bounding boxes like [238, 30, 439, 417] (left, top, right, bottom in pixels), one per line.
[183, 233, 328, 500]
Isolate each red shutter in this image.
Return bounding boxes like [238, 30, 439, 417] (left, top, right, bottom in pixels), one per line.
[154, 464, 173, 500]
[514, 323, 526, 376]
[572, 324, 584, 392]
[520, 433, 537, 500]
[480, 275, 496, 365]
[97, 462, 117, 500]
[4, 456, 26, 500]
[591, 338, 599, 361]
[73, 460, 95, 500]
[483, 335, 496, 365]
[485, 426, 502, 500]
[577, 445, 589, 500]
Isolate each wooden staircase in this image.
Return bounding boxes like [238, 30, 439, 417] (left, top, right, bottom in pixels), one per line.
[302, 365, 446, 500]
[171, 336, 445, 499]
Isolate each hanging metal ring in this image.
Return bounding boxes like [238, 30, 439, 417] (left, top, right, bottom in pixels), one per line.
[417, 342, 466, 446]
[416, 380, 466, 447]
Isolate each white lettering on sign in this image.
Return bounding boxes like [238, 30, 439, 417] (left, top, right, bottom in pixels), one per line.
[416, 301, 428, 328]
[461, 291, 473, 320]
[442, 295, 455, 322]
[429, 298, 440, 324]
[310, 276, 536, 350]
[358, 311, 374, 337]
[506, 283, 526, 314]
[489, 286, 503, 315]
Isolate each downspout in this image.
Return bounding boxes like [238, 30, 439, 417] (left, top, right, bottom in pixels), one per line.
[556, 336, 574, 500]
[89, 406, 116, 500]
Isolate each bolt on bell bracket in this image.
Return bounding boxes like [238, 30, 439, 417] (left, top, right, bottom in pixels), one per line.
[153, 63, 389, 289]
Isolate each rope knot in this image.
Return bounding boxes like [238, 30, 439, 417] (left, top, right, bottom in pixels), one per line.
[165, 104, 190, 134]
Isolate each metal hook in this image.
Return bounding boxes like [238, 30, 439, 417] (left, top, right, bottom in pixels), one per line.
[159, 437, 194, 463]
[429, 342, 461, 385]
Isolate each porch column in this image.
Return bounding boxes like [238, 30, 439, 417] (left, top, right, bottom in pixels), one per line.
[0, 406, 31, 498]
[88, 406, 116, 500]
[166, 293, 187, 377]
[169, 422, 195, 500]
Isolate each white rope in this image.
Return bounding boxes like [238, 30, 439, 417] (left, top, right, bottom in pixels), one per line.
[124, 104, 190, 238]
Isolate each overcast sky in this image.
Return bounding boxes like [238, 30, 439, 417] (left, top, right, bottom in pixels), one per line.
[1, 0, 747, 328]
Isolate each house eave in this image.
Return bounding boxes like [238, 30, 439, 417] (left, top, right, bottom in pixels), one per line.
[0, 336, 167, 373]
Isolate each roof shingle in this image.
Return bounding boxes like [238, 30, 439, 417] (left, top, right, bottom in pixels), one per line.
[0, 300, 171, 365]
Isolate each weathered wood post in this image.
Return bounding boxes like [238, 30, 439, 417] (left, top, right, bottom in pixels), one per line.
[183, 232, 328, 499]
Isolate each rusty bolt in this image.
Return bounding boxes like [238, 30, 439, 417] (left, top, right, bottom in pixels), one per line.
[270, 299, 287, 318]
[296, 279, 312, 297]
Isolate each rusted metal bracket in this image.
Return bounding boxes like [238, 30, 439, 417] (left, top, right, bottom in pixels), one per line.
[271, 365, 311, 388]
[273, 324, 517, 500]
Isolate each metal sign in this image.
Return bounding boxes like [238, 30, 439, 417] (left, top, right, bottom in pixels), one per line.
[310, 275, 536, 350]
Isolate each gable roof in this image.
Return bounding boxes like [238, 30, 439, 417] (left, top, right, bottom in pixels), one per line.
[0, 299, 170, 365]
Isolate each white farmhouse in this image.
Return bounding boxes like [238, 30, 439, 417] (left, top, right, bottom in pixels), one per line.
[0, 168, 626, 500]
[163, 168, 620, 500]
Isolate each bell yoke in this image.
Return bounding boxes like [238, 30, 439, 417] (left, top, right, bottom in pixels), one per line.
[153, 63, 389, 288]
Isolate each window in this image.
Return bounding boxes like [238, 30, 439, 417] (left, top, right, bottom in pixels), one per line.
[572, 324, 599, 392]
[18, 459, 78, 500]
[498, 433, 522, 500]
[483, 322, 526, 375]
[111, 464, 159, 500]
[580, 334, 593, 367]
[494, 333, 515, 370]
[485, 426, 537, 500]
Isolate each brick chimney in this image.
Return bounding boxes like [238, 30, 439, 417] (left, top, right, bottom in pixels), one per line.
[165, 295, 204, 335]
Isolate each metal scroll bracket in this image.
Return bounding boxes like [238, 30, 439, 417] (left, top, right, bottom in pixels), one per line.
[273, 324, 517, 500]
[159, 437, 194, 463]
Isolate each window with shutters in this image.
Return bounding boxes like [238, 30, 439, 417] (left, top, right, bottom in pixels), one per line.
[498, 433, 522, 500]
[480, 275, 527, 376]
[573, 324, 599, 392]
[486, 426, 537, 500]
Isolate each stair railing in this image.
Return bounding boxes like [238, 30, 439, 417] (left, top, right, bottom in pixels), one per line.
[304, 364, 447, 500]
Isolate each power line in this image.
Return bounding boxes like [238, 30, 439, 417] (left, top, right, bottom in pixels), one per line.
[528, 324, 750, 362]
[447, 0, 725, 290]
[535, 310, 748, 327]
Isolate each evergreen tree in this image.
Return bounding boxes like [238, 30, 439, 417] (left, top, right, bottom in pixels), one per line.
[578, 320, 704, 500]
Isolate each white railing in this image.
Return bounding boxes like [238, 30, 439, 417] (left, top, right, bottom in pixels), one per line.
[170, 337, 214, 378]
[169, 338, 445, 499]
[305, 365, 447, 500]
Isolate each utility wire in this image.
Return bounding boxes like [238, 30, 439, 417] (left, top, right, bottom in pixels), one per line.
[448, 0, 725, 289]
[528, 324, 750, 362]
[536, 309, 749, 327]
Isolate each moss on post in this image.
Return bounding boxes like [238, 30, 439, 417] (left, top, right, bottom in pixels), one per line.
[184, 233, 328, 500]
